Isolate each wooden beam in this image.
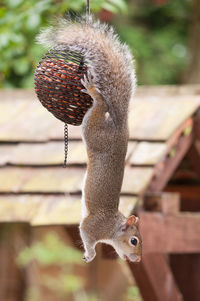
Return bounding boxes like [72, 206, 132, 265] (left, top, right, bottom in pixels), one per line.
[193, 112, 200, 140]
[143, 192, 180, 214]
[186, 142, 200, 175]
[170, 254, 200, 301]
[139, 211, 200, 253]
[165, 185, 200, 211]
[148, 133, 193, 192]
[128, 254, 183, 301]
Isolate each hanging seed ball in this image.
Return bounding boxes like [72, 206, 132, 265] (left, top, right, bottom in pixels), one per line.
[34, 50, 93, 125]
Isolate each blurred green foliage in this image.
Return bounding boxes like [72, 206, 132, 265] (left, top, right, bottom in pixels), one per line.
[0, 0, 126, 88]
[125, 285, 142, 301]
[0, 0, 191, 87]
[17, 231, 142, 301]
[17, 232, 99, 301]
[17, 232, 83, 266]
[115, 0, 190, 85]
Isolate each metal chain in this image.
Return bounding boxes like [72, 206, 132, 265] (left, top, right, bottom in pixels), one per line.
[63, 0, 90, 167]
[63, 123, 68, 168]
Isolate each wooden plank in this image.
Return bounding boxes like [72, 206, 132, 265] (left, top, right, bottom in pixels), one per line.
[129, 118, 193, 166]
[139, 211, 200, 253]
[0, 90, 199, 142]
[1, 86, 200, 103]
[143, 192, 180, 214]
[125, 142, 138, 162]
[129, 96, 200, 141]
[128, 254, 183, 301]
[0, 167, 85, 193]
[0, 141, 135, 166]
[0, 195, 81, 225]
[129, 142, 167, 165]
[147, 133, 193, 192]
[0, 101, 60, 142]
[0, 195, 42, 223]
[122, 167, 154, 194]
[34, 196, 137, 226]
[0, 195, 137, 226]
[0, 142, 87, 166]
[118, 196, 138, 217]
[0, 100, 81, 142]
[0, 165, 153, 195]
[135, 85, 200, 96]
[31, 196, 82, 226]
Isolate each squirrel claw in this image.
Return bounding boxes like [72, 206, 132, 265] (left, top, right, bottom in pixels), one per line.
[81, 70, 94, 91]
[82, 255, 89, 262]
[82, 250, 96, 263]
[81, 89, 88, 94]
[87, 70, 93, 82]
[83, 255, 92, 263]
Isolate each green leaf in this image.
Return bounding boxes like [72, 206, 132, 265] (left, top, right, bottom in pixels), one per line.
[108, 0, 128, 14]
[13, 57, 30, 75]
[68, 0, 85, 11]
[126, 286, 142, 301]
[169, 147, 176, 158]
[183, 125, 192, 136]
[17, 232, 83, 267]
[26, 14, 41, 30]
[102, 2, 119, 14]
[7, 0, 24, 9]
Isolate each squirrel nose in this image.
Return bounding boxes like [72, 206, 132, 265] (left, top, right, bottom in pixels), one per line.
[129, 254, 141, 262]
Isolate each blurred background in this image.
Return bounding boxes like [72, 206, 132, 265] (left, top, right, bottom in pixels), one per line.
[0, 1, 200, 301]
[1, 0, 200, 89]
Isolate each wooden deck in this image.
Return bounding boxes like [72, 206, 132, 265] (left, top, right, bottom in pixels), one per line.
[0, 88, 199, 226]
[0, 86, 200, 301]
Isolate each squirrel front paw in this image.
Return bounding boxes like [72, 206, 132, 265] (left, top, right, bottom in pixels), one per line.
[81, 70, 100, 97]
[81, 70, 94, 93]
[83, 250, 96, 263]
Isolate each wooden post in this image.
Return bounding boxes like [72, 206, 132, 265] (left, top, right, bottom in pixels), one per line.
[170, 254, 200, 301]
[143, 192, 180, 214]
[165, 185, 200, 211]
[0, 224, 30, 301]
[128, 254, 183, 301]
[139, 211, 200, 253]
[148, 134, 193, 192]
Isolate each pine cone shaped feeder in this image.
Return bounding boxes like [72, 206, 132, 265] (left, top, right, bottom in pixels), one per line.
[34, 48, 93, 126]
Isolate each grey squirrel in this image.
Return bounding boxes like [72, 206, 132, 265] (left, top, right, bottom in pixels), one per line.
[38, 15, 142, 263]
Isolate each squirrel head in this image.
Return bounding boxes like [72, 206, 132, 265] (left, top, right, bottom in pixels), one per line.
[112, 215, 142, 262]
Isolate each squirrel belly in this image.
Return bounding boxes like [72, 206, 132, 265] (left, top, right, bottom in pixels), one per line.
[37, 16, 141, 263]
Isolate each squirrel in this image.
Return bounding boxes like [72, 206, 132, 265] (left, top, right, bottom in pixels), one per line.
[37, 15, 142, 263]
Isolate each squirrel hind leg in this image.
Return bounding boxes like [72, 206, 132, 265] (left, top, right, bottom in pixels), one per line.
[80, 222, 97, 263]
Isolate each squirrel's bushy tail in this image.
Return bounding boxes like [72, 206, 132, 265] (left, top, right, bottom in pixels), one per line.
[37, 15, 136, 124]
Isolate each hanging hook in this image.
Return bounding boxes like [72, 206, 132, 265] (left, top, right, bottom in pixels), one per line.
[86, 0, 90, 24]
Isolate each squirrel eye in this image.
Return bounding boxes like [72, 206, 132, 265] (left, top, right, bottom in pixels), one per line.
[130, 237, 138, 246]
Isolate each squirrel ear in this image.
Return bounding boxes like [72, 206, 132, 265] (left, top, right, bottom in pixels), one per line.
[126, 215, 139, 226]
